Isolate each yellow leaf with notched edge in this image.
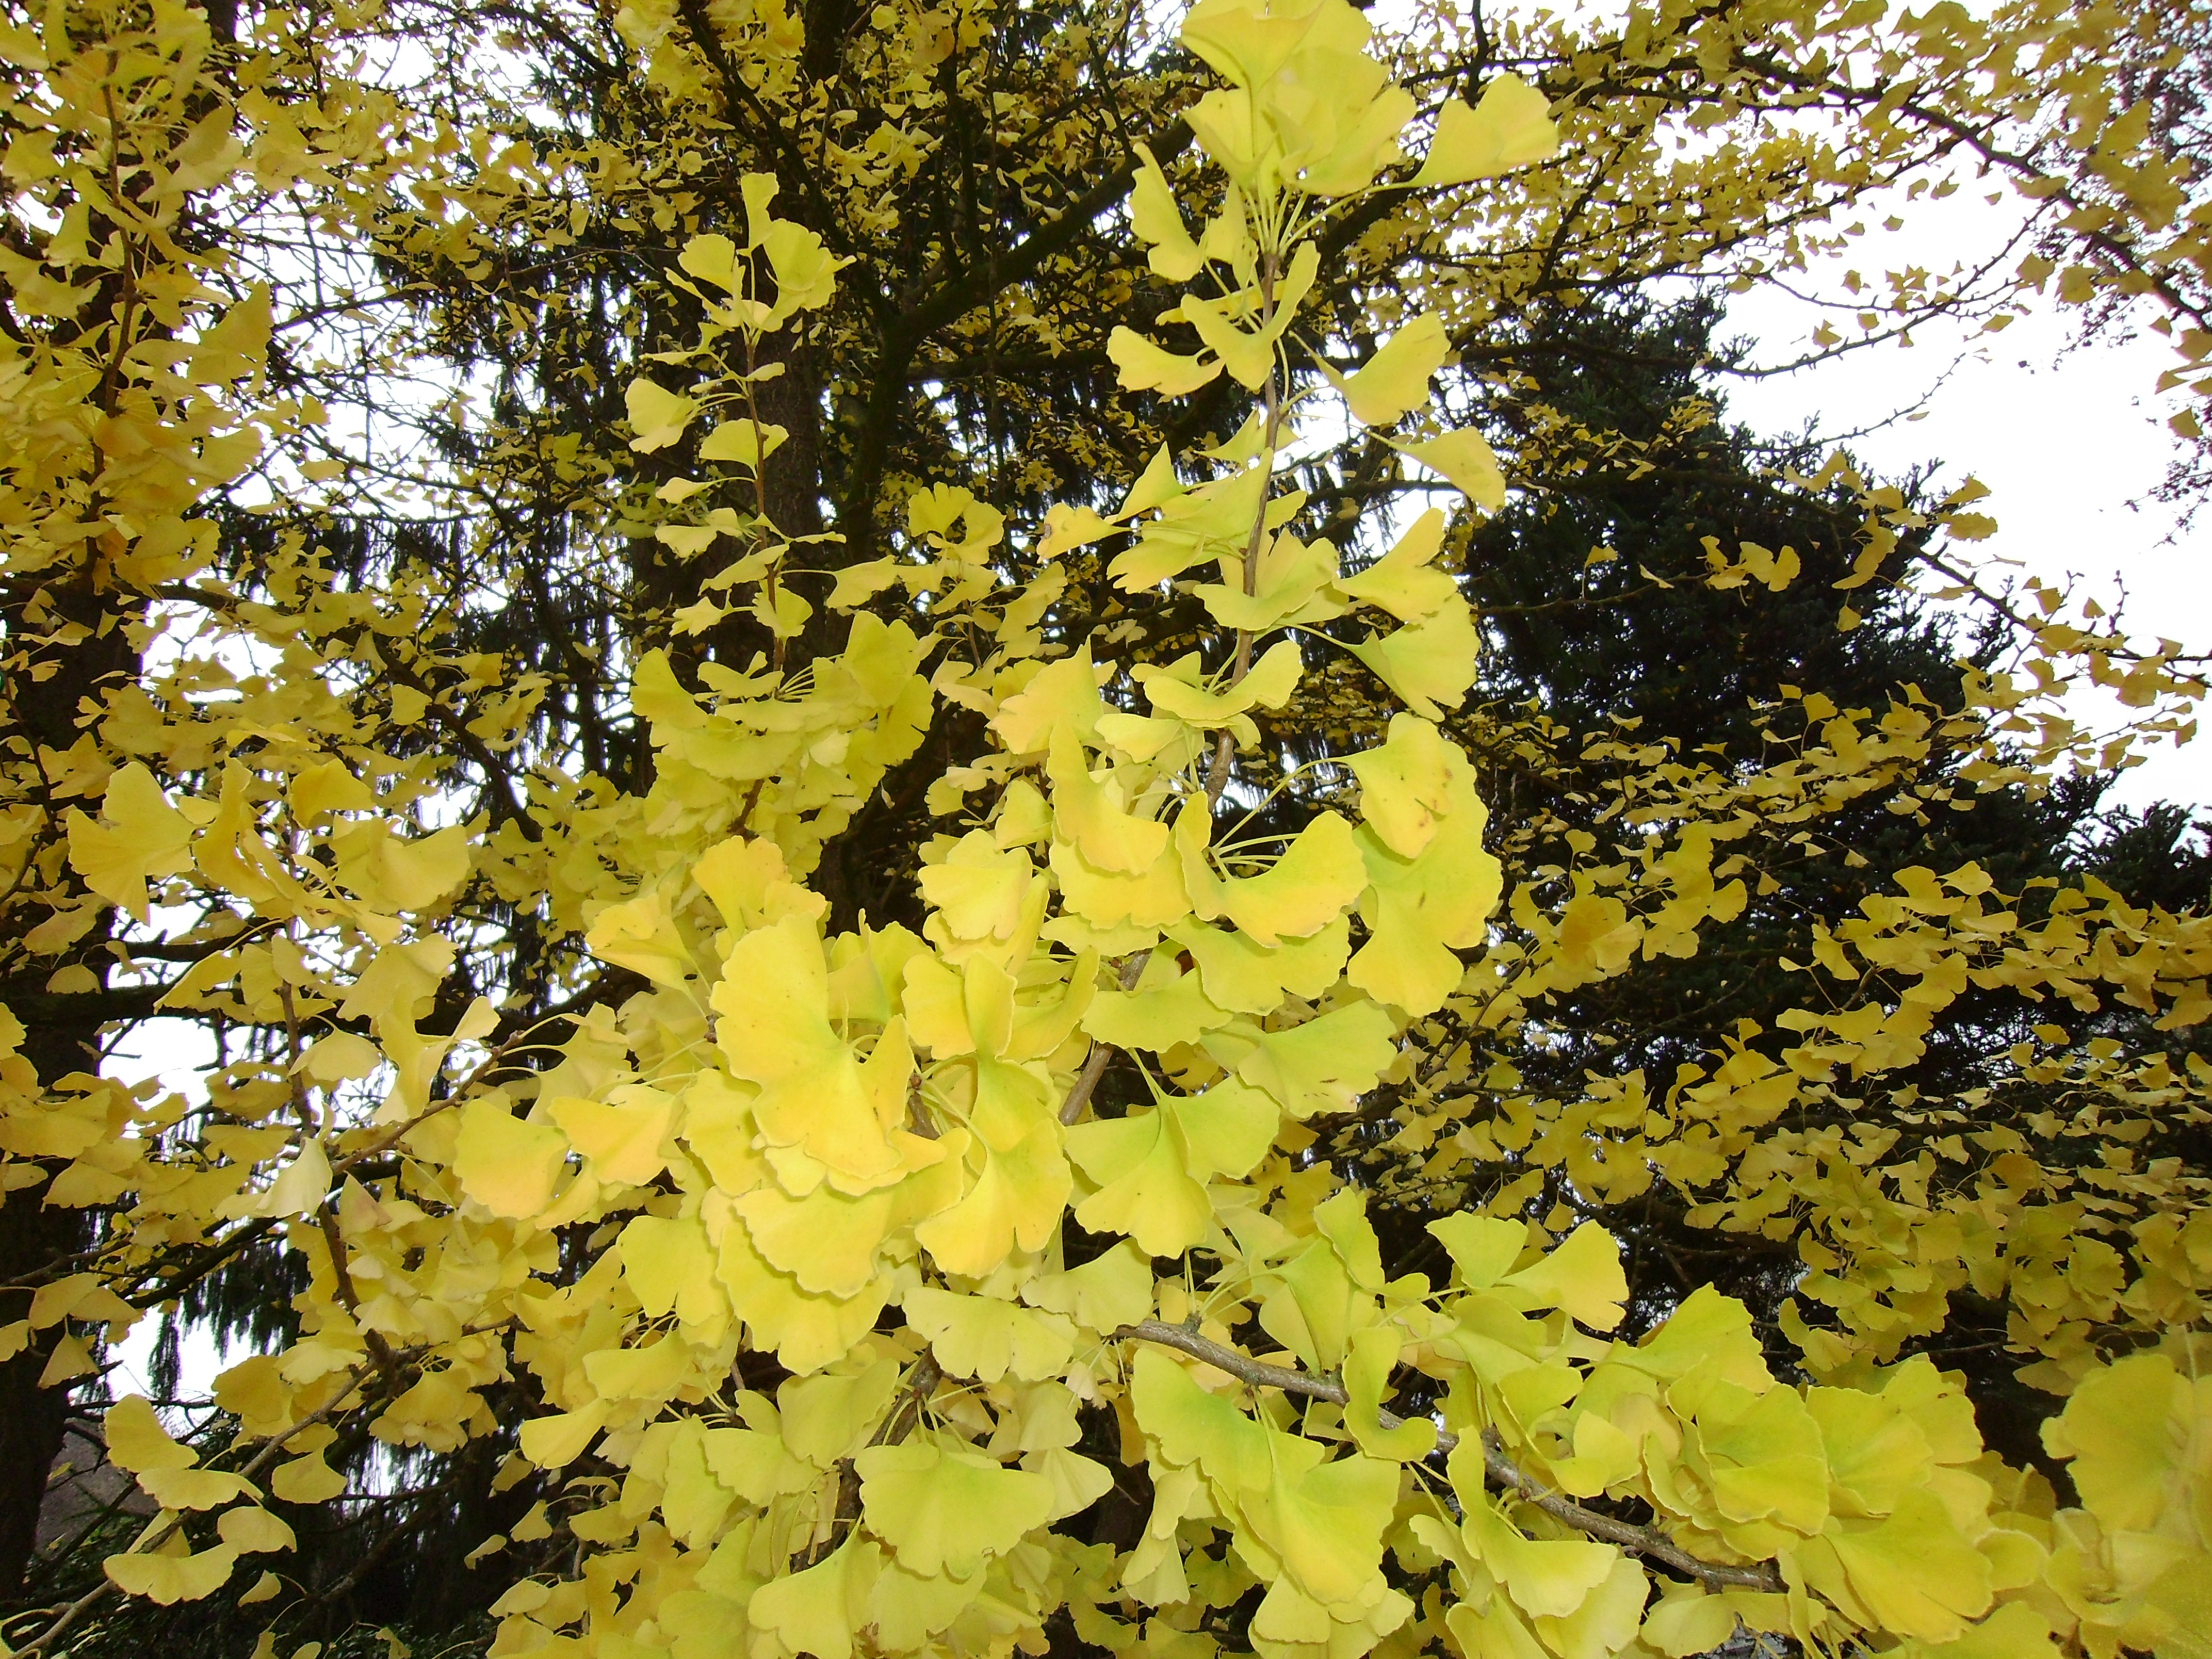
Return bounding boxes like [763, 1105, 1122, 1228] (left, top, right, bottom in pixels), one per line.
[1502, 1222, 1629, 1331]
[1347, 712, 1459, 859]
[857, 1442, 1055, 1577]
[1022, 1238, 1156, 1334]
[67, 765, 194, 921]
[1396, 427, 1506, 510]
[903, 1288, 1077, 1383]
[1069, 1107, 1213, 1255]
[1335, 508, 1455, 623]
[1411, 73, 1559, 186]
[106, 1396, 196, 1474]
[1132, 143, 1203, 281]
[1169, 916, 1349, 1014]
[1083, 964, 1231, 1053]
[762, 219, 843, 316]
[1343, 1326, 1434, 1459]
[552, 1089, 674, 1187]
[714, 915, 904, 1188]
[1049, 728, 1172, 874]
[698, 419, 788, 468]
[626, 379, 699, 450]
[1803, 1490, 1993, 1642]
[1345, 601, 1482, 720]
[1109, 327, 1225, 396]
[919, 832, 1034, 940]
[139, 1468, 253, 1510]
[914, 1123, 1070, 1277]
[1241, 1428, 1399, 1606]
[1333, 314, 1447, 427]
[104, 1542, 239, 1604]
[734, 1174, 908, 1300]
[1184, 809, 1365, 946]
[453, 1098, 568, 1219]
[715, 1220, 890, 1376]
[2041, 1351, 2202, 1534]
[518, 1403, 610, 1470]
[1226, 1000, 1398, 1117]
[217, 1507, 296, 1555]
[272, 1453, 348, 1502]
[1455, 1475, 1618, 1618]
[620, 1213, 724, 1326]
[748, 1534, 879, 1659]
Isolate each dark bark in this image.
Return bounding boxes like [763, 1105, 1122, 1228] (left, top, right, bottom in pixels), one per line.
[0, 576, 134, 1599]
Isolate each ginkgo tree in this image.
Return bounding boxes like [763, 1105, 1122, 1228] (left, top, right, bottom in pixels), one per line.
[2, 0, 2210, 1656]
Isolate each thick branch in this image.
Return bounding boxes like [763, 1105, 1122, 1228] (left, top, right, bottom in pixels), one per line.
[1115, 1320, 1782, 1591]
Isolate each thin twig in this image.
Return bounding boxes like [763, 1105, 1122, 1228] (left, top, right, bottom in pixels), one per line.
[1058, 950, 1151, 1125]
[1114, 1319, 1782, 1591]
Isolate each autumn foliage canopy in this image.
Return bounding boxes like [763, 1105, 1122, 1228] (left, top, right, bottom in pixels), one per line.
[0, 0, 2209, 1656]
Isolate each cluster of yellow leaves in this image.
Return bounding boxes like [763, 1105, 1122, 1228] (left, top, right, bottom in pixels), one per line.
[0, 3, 2208, 1659]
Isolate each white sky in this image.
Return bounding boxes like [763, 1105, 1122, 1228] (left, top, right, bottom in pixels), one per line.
[1719, 174, 2211, 816]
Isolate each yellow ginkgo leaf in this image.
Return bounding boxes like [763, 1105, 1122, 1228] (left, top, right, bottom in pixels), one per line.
[1410, 73, 1559, 187]
[714, 915, 906, 1189]
[66, 763, 194, 921]
[748, 1534, 880, 1659]
[620, 1213, 726, 1326]
[1170, 916, 1349, 1015]
[2041, 1351, 2199, 1534]
[715, 1218, 890, 1375]
[138, 1467, 254, 1510]
[1333, 314, 1447, 427]
[698, 419, 788, 468]
[1049, 728, 1172, 875]
[1180, 0, 1370, 93]
[913, 1122, 1070, 1278]
[452, 1098, 568, 1219]
[1395, 427, 1506, 510]
[626, 379, 700, 451]
[1022, 1239, 1155, 1335]
[1131, 1347, 1272, 1491]
[216, 1506, 297, 1555]
[734, 1177, 902, 1300]
[551, 1088, 675, 1188]
[1453, 1469, 1618, 1619]
[1803, 1490, 1995, 1642]
[762, 219, 843, 318]
[1333, 509, 1456, 624]
[902, 1288, 1077, 1384]
[1345, 600, 1482, 721]
[1185, 810, 1366, 947]
[1223, 999, 1398, 1118]
[856, 1441, 1055, 1578]
[1082, 959, 1232, 1053]
[255, 1137, 331, 1218]
[1108, 327, 1224, 396]
[271, 1453, 348, 1502]
[105, 1396, 197, 1474]
[1068, 1108, 1213, 1256]
[1132, 143, 1203, 281]
[104, 1541, 240, 1605]
[1342, 1326, 1434, 1460]
[1348, 803, 1500, 1015]
[919, 832, 1035, 940]
[1242, 1429, 1398, 1607]
[1346, 712, 1459, 859]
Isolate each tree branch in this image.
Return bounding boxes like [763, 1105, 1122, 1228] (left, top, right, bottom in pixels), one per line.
[1114, 1319, 1782, 1591]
